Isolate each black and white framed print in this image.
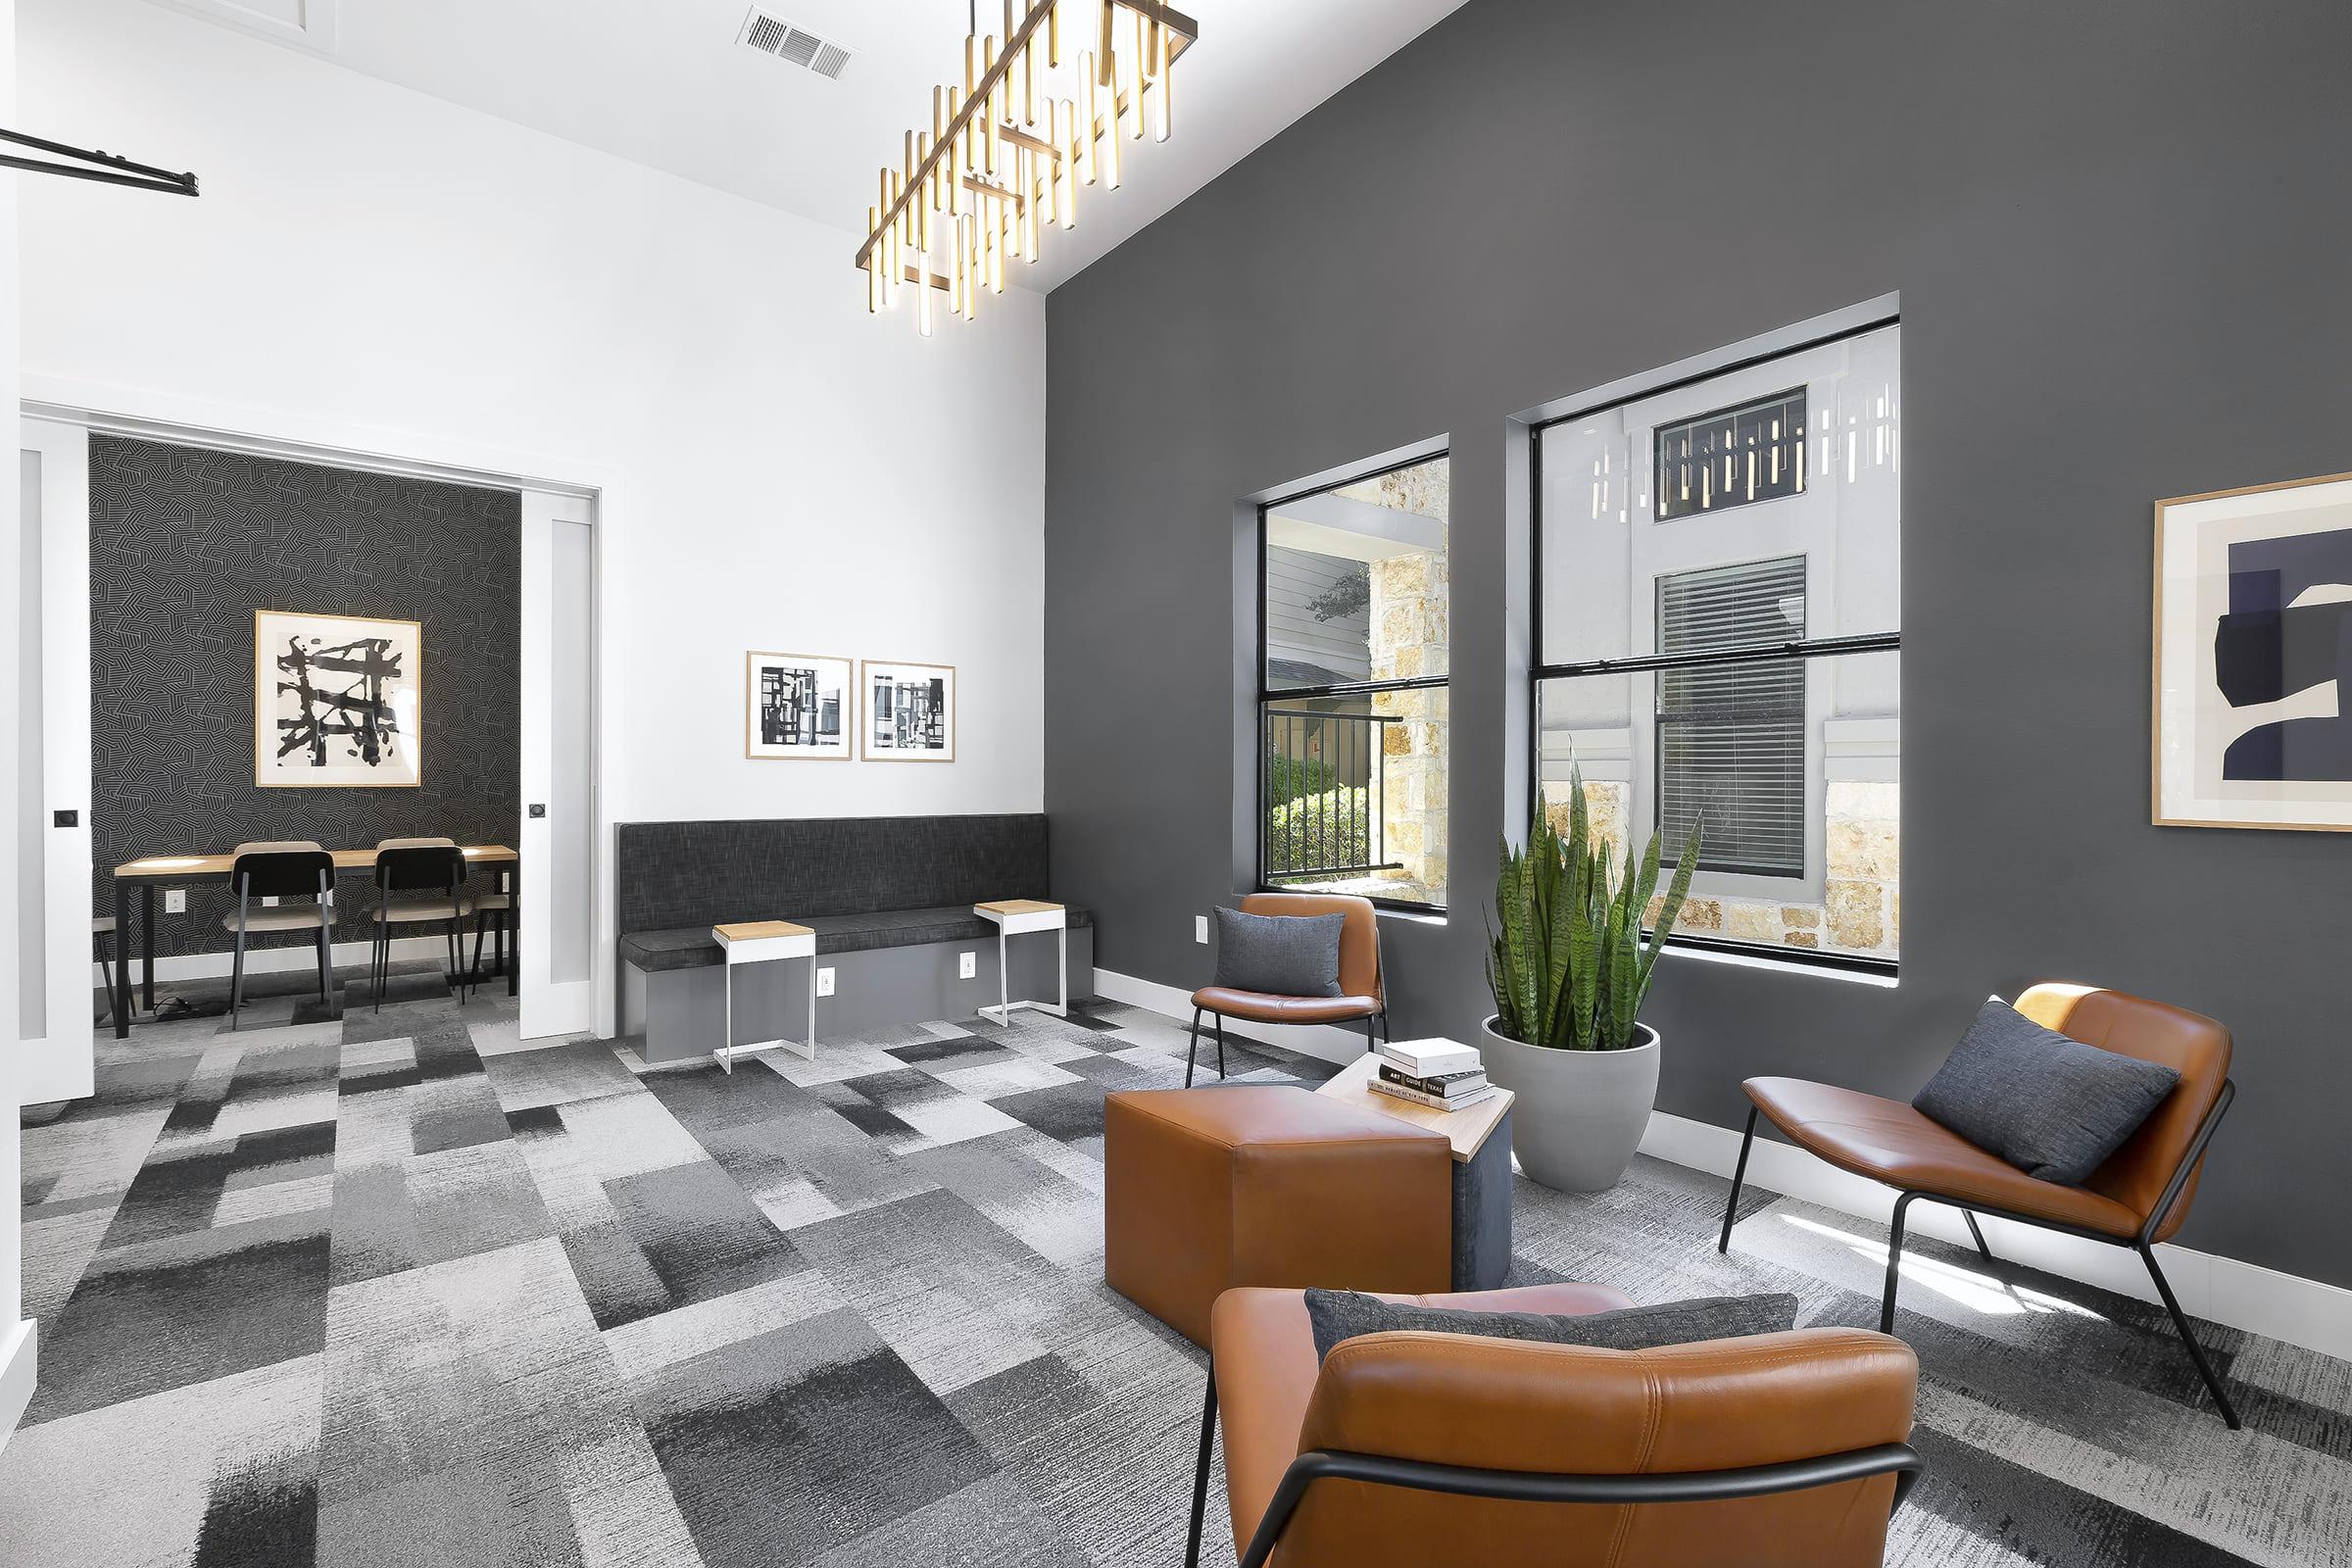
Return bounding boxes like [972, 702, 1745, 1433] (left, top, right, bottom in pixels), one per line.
[2155, 470, 2352, 830]
[861, 660, 956, 761]
[746, 651, 853, 760]
[254, 609, 422, 788]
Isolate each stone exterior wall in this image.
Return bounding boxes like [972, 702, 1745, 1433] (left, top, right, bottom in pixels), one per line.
[1345, 462, 1450, 906]
[1538, 774, 1899, 960]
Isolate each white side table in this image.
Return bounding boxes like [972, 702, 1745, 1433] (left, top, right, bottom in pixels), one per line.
[712, 920, 817, 1072]
[973, 900, 1067, 1026]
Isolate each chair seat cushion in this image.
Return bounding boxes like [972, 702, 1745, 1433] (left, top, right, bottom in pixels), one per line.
[1913, 997, 2181, 1185]
[621, 905, 1094, 971]
[220, 906, 334, 934]
[1191, 985, 1381, 1024]
[1211, 1283, 1638, 1560]
[374, 895, 481, 923]
[1743, 1076, 2146, 1237]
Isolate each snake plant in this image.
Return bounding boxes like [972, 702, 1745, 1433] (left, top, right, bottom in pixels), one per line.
[1486, 766, 1703, 1051]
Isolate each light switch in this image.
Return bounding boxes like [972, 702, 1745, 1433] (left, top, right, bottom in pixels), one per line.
[1195, 914, 1209, 944]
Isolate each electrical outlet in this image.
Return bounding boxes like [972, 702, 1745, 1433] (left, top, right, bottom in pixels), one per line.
[165, 889, 187, 914]
[958, 951, 977, 979]
[815, 966, 836, 998]
[262, 895, 279, 907]
[1195, 914, 1209, 944]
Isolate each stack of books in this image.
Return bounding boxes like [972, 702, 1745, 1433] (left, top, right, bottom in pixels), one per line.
[1371, 1038, 1494, 1111]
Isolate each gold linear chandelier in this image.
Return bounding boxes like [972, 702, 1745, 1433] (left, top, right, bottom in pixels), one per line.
[859, 0, 1198, 332]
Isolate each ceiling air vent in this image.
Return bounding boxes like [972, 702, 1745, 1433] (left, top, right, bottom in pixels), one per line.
[737, 9, 853, 80]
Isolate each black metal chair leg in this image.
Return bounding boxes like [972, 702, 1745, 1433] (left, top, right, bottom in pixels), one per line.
[2140, 1243, 2242, 1429]
[97, 938, 116, 1025]
[1215, 1014, 1227, 1080]
[229, 923, 248, 1031]
[1719, 1104, 1758, 1253]
[373, 915, 387, 1012]
[1185, 1361, 1219, 1568]
[1962, 1210, 1996, 1265]
[1185, 1006, 1202, 1089]
[470, 915, 489, 988]
[1362, 1014, 1377, 1054]
[1880, 1192, 1918, 1334]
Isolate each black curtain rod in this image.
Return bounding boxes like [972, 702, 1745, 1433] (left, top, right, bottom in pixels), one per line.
[0, 128, 198, 197]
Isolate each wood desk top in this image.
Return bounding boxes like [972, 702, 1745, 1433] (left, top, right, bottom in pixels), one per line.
[975, 899, 1061, 916]
[116, 845, 519, 879]
[1316, 1051, 1513, 1163]
[714, 920, 813, 942]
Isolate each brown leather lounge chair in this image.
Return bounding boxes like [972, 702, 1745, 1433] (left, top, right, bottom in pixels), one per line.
[1190, 1284, 1923, 1568]
[1189, 893, 1387, 1087]
[1719, 982, 2239, 1427]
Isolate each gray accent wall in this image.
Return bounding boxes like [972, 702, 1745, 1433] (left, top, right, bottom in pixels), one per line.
[1045, 0, 2352, 1286]
[90, 435, 520, 957]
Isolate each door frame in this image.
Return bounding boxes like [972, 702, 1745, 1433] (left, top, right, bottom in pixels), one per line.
[20, 376, 623, 1090]
[19, 416, 91, 1103]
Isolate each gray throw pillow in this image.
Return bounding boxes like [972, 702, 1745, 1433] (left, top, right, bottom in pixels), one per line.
[1913, 996, 2181, 1186]
[1212, 906, 1345, 998]
[1303, 1288, 1800, 1363]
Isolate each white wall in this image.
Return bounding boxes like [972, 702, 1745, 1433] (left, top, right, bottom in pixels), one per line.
[1, 0, 36, 1448]
[18, 0, 1048, 838]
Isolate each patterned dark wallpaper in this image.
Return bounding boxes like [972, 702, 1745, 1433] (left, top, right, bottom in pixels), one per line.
[90, 435, 520, 957]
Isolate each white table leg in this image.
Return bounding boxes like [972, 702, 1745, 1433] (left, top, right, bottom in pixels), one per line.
[987, 925, 1009, 1026]
[719, 958, 735, 1074]
[1055, 923, 1068, 1017]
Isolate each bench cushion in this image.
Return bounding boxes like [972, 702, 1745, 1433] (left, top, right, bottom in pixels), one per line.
[621, 904, 1093, 972]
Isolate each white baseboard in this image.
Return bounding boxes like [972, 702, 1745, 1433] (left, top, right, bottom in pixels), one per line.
[1091, 967, 1368, 1066]
[0, 1321, 34, 1451]
[1099, 968, 2352, 1364]
[96, 932, 458, 988]
[1643, 1109, 2352, 1363]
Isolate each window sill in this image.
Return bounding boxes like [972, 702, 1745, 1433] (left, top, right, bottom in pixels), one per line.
[1656, 937, 1897, 988]
[1375, 906, 1447, 928]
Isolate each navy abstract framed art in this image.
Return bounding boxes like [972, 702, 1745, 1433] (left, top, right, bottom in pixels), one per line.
[2155, 471, 2352, 830]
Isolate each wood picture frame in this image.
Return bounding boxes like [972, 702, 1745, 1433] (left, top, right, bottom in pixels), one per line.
[254, 609, 423, 788]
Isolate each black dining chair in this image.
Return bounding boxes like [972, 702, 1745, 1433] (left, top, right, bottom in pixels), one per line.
[93, 915, 134, 1024]
[467, 872, 514, 988]
[368, 837, 474, 1009]
[223, 841, 338, 1030]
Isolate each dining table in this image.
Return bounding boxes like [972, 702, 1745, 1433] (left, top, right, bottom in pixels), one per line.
[108, 843, 519, 1037]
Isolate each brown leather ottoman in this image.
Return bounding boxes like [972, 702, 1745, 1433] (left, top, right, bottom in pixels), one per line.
[1103, 1086, 1453, 1347]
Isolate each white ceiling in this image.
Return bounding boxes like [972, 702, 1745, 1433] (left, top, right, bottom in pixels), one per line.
[147, 0, 1470, 291]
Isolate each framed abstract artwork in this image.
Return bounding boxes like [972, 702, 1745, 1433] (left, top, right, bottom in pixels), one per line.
[254, 609, 422, 788]
[745, 651, 853, 760]
[861, 660, 956, 761]
[2154, 470, 2352, 830]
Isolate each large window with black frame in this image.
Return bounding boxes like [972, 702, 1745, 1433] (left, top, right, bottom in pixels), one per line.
[1534, 321, 1899, 968]
[1258, 452, 1449, 911]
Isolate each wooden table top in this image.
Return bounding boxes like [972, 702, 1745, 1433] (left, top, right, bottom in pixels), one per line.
[714, 920, 813, 942]
[975, 899, 1061, 916]
[115, 845, 518, 879]
[1316, 1050, 1513, 1163]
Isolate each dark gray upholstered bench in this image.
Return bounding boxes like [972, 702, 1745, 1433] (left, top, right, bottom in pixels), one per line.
[616, 814, 1094, 1062]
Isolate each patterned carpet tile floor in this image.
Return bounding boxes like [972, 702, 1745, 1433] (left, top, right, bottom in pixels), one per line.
[8, 968, 2350, 1567]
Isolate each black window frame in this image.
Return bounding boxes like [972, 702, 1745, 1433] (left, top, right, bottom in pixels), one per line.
[1528, 315, 1899, 977]
[1256, 451, 1450, 915]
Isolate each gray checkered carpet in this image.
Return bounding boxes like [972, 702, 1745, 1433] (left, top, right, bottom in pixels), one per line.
[9, 971, 2350, 1566]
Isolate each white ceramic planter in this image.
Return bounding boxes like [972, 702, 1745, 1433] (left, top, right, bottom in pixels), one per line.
[1478, 1017, 1660, 1193]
